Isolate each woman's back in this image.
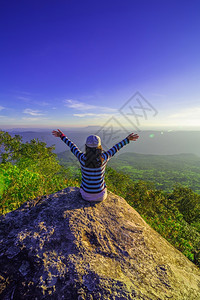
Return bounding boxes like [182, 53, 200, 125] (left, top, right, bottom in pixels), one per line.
[60, 133, 130, 193]
[52, 129, 139, 201]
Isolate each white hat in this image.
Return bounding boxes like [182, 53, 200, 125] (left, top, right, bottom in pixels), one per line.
[86, 135, 101, 148]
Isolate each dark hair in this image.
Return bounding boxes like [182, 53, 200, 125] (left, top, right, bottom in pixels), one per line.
[85, 145, 104, 168]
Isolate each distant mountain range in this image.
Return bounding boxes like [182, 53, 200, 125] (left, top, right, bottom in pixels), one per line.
[3, 129, 200, 156]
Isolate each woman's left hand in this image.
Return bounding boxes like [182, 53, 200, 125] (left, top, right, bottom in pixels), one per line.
[127, 133, 139, 141]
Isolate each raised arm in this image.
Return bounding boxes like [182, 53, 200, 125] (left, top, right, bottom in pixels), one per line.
[52, 129, 83, 161]
[102, 133, 139, 161]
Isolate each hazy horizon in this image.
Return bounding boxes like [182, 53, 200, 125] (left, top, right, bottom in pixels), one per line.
[2, 127, 200, 157]
[1, 125, 200, 132]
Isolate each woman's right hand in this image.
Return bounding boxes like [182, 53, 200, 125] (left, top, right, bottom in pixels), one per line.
[52, 129, 64, 138]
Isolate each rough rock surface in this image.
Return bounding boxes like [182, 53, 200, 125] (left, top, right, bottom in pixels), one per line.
[0, 187, 200, 300]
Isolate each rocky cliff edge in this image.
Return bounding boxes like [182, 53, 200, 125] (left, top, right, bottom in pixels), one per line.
[0, 187, 200, 300]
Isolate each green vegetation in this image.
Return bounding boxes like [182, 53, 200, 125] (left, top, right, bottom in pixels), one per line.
[0, 131, 199, 268]
[107, 152, 200, 194]
[0, 130, 79, 214]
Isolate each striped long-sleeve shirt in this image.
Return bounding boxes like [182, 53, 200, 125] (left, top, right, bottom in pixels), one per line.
[60, 134, 130, 193]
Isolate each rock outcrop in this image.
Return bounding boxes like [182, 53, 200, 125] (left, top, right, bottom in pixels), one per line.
[0, 187, 200, 300]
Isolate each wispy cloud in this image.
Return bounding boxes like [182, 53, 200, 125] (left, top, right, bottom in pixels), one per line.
[18, 96, 50, 107]
[17, 96, 31, 102]
[0, 106, 5, 111]
[22, 117, 49, 121]
[34, 101, 50, 107]
[65, 99, 95, 110]
[169, 106, 200, 119]
[64, 99, 117, 113]
[74, 113, 113, 118]
[17, 90, 31, 95]
[23, 108, 44, 116]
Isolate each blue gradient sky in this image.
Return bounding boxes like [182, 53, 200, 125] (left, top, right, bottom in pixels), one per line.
[0, 0, 200, 130]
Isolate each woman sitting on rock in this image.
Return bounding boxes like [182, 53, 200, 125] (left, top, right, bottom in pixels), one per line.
[52, 129, 139, 202]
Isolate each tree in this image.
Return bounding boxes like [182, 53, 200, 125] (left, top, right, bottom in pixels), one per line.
[0, 130, 22, 163]
[0, 131, 67, 214]
[170, 184, 200, 224]
[0, 130, 60, 176]
[16, 138, 61, 176]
